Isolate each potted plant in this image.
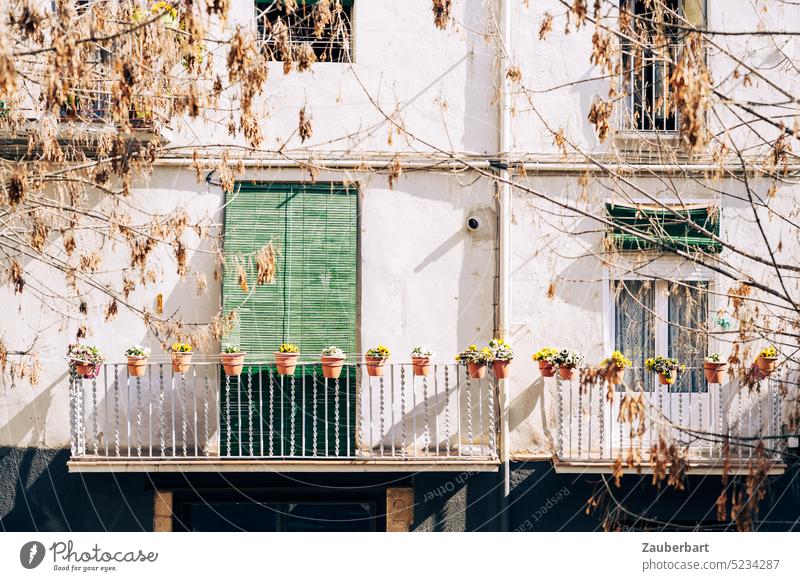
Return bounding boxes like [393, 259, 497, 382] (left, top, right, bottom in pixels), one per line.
[125, 345, 150, 377]
[170, 342, 193, 374]
[320, 346, 346, 379]
[455, 344, 492, 379]
[703, 353, 729, 384]
[645, 355, 685, 385]
[365, 345, 390, 377]
[532, 347, 558, 378]
[755, 345, 778, 374]
[554, 348, 584, 380]
[67, 343, 104, 379]
[600, 351, 632, 385]
[275, 343, 300, 376]
[410, 346, 433, 377]
[489, 338, 513, 379]
[220, 344, 246, 377]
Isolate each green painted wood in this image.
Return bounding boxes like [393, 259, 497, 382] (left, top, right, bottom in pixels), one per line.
[222, 182, 357, 357]
[606, 203, 722, 253]
[220, 182, 357, 457]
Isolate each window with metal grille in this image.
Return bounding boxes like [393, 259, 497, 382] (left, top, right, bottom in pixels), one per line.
[255, 0, 354, 64]
[619, 0, 705, 132]
[613, 279, 708, 392]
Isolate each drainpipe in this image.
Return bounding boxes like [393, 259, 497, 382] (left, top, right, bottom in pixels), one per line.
[497, 0, 513, 507]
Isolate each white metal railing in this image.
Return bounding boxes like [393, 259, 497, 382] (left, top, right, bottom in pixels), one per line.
[68, 361, 499, 462]
[555, 367, 786, 464]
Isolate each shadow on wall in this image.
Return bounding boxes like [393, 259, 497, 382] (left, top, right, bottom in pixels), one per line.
[0, 446, 152, 531]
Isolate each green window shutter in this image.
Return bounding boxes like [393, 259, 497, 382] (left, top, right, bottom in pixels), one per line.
[222, 182, 357, 357]
[221, 182, 358, 458]
[606, 203, 722, 253]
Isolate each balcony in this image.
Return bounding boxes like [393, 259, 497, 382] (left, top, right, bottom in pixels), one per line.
[553, 368, 788, 474]
[67, 360, 500, 473]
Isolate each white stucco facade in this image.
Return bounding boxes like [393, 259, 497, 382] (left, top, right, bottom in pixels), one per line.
[2, 0, 798, 462]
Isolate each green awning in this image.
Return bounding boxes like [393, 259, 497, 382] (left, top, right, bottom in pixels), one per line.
[606, 203, 722, 253]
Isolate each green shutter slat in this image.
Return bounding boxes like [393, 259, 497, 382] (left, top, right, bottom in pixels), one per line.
[606, 203, 721, 253]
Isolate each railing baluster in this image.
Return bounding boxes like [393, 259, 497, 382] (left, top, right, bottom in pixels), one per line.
[269, 367, 275, 456]
[598, 380, 604, 461]
[247, 366, 254, 457]
[225, 374, 231, 457]
[312, 371, 318, 456]
[358, 365, 365, 456]
[379, 374, 385, 456]
[290, 371, 297, 456]
[444, 365, 451, 457]
[280, 374, 285, 457]
[321, 367, 327, 458]
[466, 371, 473, 456]
[136, 376, 142, 457]
[577, 377, 583, 459]
[346, 366, 351, 456]
[114, 365, 120, 457]
[557, 374, 564, 458]
[400, 365, 407, 457]
[204, 365, 210, 457]
[422, 374, 430, 456]
[236, 373, 242, 457]
[258, 368, 263, 457]
[487, 369, 496, 457]
[334, 377, 340, 457]
[302, 368, 307, 457]
[159, 364, 165, 457]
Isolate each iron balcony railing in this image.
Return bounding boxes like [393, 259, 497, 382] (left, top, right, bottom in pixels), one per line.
[68, 361, 499, 463]
[554, 367, 786, 464]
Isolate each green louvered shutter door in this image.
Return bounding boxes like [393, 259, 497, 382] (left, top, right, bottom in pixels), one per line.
[222, 182, 357, 355]
[221, 183, 357, 457]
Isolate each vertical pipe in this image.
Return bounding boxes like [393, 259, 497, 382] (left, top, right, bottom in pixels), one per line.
[497, 0, 513, 501]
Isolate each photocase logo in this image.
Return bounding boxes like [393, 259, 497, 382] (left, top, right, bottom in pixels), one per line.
[19, 541, 46, 569]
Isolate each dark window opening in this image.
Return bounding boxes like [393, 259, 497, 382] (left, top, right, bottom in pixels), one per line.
[255, 0, 354, 64]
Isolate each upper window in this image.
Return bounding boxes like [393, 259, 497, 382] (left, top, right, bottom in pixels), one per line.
[255, 0, 354, 64]
[619, 0, 705, 132]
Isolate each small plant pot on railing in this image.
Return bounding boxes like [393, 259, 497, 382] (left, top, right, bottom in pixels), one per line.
[658, 371, 677, 385]
[321, 355, 346, 379]
[71, 360, 100, 379]
[411, 356, 431, 377]
[274, 352, 299, 376]
[126, 356, 148, 377]
[703, 361, 728, 384]
[492, 359, 511, 379]
[558, 365, 577, 381]
[538, 360, 556, 378]
[602, 365, 625, 385]
[756, 356, 778, 375]
[171, 352, 192, 374]
[220, 352, 246, 377]
[467, 361, 487, 379]
[365, 356, 387, 377]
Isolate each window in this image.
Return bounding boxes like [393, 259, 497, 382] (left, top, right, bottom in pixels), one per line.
[619, 0, 705, 132]
[613, 279, 708, 392]
[255, 0, 354, 64]
[606, 203, 721, 253]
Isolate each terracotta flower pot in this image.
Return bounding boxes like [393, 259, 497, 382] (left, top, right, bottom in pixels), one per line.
[658, 371, 676, 385]
[467, 361, 487, 379]
[126, 356, 148, 378]
[493, 359, 511, 379]
[703, 361, 728, 384]
[321, 355, 346, 379]
[538, 360, 556, 378]
[171, 352, 192, 374]
[411, 356, 431, 377]
[558, 366, 577, 381]
[73, 361, 99, 379]
[602, 364, 625, 385]
[756, 356, 777, 374]
[220, 352, 246, 377]
[365, 355, 387, 377]
[274, 352, 299, 376]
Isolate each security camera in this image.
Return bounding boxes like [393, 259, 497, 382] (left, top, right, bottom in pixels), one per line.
[467, 216, 481, 231]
